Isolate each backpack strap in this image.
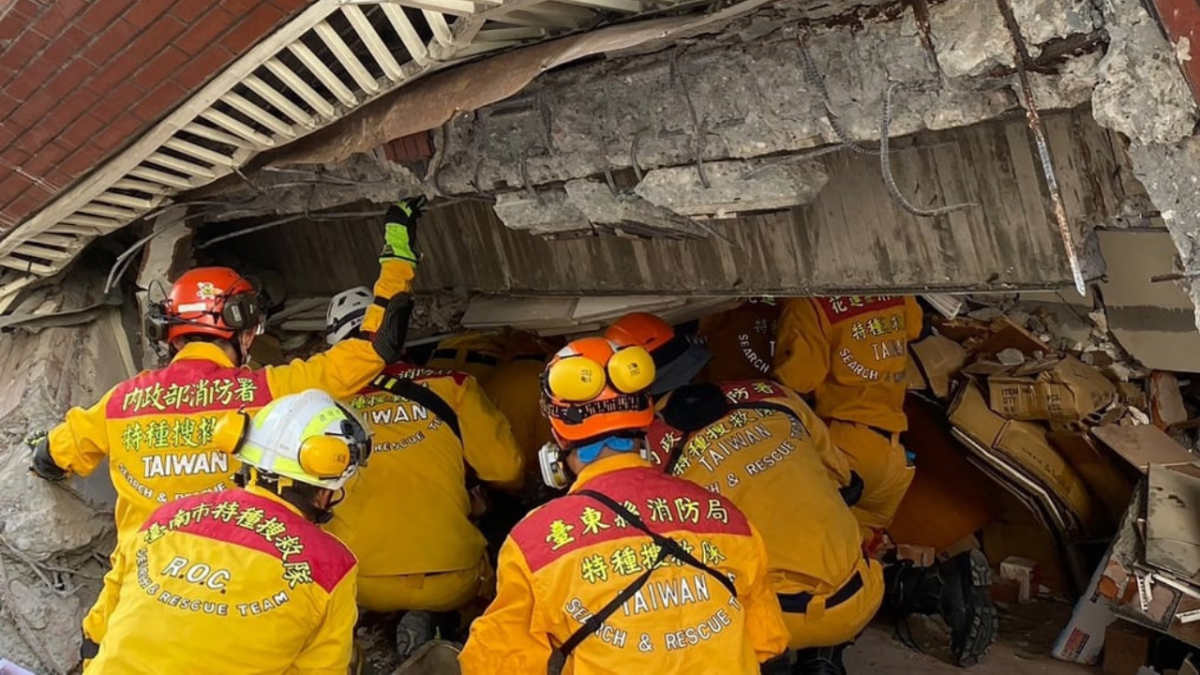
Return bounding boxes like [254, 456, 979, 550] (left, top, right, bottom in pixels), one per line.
[549, 488, 738, 668]
[370, 373, 462, 443]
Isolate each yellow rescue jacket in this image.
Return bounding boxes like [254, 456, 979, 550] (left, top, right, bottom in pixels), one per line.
[646, 380, 863, 598]
[325, 363, 525, 577]
[459, 454, 789, 674]
[46, 260, 415, 546]
[774, 296, 923, 433]
[85, 485, 358, 674]
[481, 356, 552, 471]
[697, 299, 782, 383]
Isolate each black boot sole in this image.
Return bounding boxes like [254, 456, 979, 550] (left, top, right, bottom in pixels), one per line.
[953, 550, 999, 668]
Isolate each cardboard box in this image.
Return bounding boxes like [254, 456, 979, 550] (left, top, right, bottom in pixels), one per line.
[1052, 548, 1119, 664]
[909, 335, 968, 399]
[988, 355, 1117, 422]
[1048, 431, 1135, 525]
[950, 381, 1100, 533]
[1000, 556, 1039, 603]
[1102, 622, 1152, 675]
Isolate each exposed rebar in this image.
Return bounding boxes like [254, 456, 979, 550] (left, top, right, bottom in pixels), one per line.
[880, 82, 977, 218]
[798, 39, 881, 156]
[670, 49, 711, 189]
[996, 0, 1087, 295]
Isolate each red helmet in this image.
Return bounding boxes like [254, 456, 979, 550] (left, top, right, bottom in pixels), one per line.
[162, 267, 261, 344]
[541, 337, 656, 448]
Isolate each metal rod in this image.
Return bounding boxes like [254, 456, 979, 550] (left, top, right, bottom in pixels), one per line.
[996, 0, 1087, 296]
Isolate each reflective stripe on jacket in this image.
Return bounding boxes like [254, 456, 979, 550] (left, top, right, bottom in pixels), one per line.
[85, 486, 358, 675]
[459, 454, 789, 674]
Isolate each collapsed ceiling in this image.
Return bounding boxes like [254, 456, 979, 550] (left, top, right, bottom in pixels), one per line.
[8, 0, 1200, 327]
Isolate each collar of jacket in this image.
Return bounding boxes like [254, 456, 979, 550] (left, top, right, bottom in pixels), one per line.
[172, 341, 236, 368]
[568, 453, 650, 494]
[244, 483, 307, 518]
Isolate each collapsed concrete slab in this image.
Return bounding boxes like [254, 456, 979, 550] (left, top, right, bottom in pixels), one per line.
[634, 160, 829, 217]
[0, 269, 128, 673]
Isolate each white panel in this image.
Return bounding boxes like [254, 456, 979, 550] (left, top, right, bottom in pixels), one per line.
[128, 166, 195, 190]
[314, 21, 380, 94]
[222, 92, 297, 137]
[77, 203, 138, 220]
[243, 75, 317, 127]
[183, 122, 253, 149]
[341, 5, 405, 80]
[11, 243, 74, 261]
[113, 178, 165, 193]
[289, 42, 360, 106]
[146, 152, 218, 179]
[199, 109, 277, 147]
[381, 4, 432, 66]
[263, 59, 337, 118]
[92, 191, 156, 210]
[163, 138, 239, 167]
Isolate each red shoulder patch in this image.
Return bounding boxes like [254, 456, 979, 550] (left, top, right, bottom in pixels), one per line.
[106, 361, 272, 419]
[815, 296, 905, 324]
[511, 467, 751, 573]
[363, 362, 468, 389]
[648, 380, 792, 475]
[140, 490, 355, 594]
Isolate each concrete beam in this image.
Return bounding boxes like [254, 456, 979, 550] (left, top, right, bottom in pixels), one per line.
[633, 160, 829, 217]
[430, 0, 1105, 198]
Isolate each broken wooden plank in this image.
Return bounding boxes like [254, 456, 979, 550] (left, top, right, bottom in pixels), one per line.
[1091, 424, 1196, 474]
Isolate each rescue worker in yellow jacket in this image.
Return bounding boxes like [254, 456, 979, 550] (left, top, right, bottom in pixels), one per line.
[607, 313, 882, 675]
[696, 298, 783, 383]
[322, 287, 525, 658]
[85, 389, 372, 674]
[482, 329, 558, 473]
[459, 337, 789, 674]
[425, 332, 506, 384]
[29, 198, 426, 663]
[773, 296, 924, 539]
[772, 298, 997, 666]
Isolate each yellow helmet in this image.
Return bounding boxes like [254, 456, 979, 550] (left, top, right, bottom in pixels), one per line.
[213, 390, 371, 490]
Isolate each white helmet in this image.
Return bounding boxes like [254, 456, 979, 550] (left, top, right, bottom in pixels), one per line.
[326, 286, 373, 345]
[217, 389, 372, 491]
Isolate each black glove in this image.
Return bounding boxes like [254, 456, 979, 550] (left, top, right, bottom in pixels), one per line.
[28, 432, 67, 482]
[372, 293, 414, 364]
[380, 197, 428, 265]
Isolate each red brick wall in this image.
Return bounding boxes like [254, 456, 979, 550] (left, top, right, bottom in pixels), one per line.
[0, 0, 309, 232]
[381, 131, 434, 164]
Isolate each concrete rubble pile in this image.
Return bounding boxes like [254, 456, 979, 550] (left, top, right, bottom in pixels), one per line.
[899, 292, 1200, 670]
[0, 284, 126, 673]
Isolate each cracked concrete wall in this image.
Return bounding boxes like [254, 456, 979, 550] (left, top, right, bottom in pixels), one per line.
[432, 0, 1102, 193]
[427, 0, 1200, 328]
[426, 0, 1117, 235]
[1088, 0, 1200, 329]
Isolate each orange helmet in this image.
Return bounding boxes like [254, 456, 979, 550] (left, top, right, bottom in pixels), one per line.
[155, 267, 262, 344]
[605, 312, 675, 353]
[541, 337, 656, 448]
[605, 312, 712, 395]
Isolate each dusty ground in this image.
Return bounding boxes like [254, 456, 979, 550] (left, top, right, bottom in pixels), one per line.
[356, 601, 1096, 674]
[848, 602, 1095, 674]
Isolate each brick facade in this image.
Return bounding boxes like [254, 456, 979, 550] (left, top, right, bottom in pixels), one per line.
[0, 0, 308, 230]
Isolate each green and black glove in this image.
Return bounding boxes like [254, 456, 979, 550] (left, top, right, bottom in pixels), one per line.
[380, 196, 427, 266]
[26, 430, 67, 482]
